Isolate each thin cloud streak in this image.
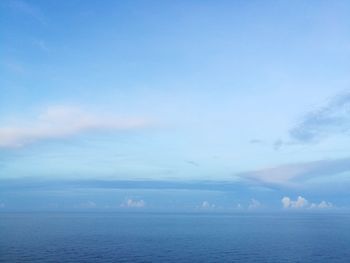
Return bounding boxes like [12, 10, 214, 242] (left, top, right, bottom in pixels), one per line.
[238, 157, 350, 185]
[0, 178, 262, 194]
[0, 106, 151, 148]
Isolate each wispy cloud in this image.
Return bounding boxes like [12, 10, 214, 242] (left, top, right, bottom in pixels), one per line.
[0, 106, 151, 148]
[289, 91, 350, 144]
[0, 178, 258, 196]
[238, 157, 350, 185]
[281, 196, 333, 209]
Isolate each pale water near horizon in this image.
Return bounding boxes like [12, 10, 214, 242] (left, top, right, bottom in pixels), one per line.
[1, 213, 350, 262]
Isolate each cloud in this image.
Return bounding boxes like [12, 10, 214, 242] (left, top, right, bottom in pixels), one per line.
[0, 203, 5, 208]
[248, 199, 261, 209]
[120, 198, 145, 208]
[0, 106, 150, 148]
[200, 201, 215, 209]
[0, 178, 257, 196]
[311, 201, 333, 209]
[238, 157, 350, 185]
[289, 91, 350, 143]
[281, 196, 308, 208]
[282, 196, 333, 209]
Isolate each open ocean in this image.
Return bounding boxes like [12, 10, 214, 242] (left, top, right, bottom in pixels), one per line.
[1, 213, 350, 262]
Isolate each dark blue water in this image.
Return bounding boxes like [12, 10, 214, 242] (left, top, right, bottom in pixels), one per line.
[1, 213, 350, 262]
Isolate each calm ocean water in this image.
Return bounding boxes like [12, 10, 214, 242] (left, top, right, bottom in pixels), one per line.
[1, 213, 349, 262]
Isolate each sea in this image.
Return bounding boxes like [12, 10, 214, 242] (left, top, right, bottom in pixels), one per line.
[1, 213, 350, 262]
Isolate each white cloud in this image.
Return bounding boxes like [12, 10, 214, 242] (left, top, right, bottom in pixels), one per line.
[248, 199, 261, 209]
[281, 197, 292, 208]
[0, 203, 5, 208]
[318, 201, 333, 209]
[311, 201, 333, 209]
[0, 106, 150, 148]
[120, 198, 145, 208]
[282, 196, 308, 209]
[200, 201, 215, 209]
[282, 196, 333, 209]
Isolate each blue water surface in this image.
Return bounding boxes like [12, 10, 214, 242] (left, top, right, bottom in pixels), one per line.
[1, 213, 350, 262]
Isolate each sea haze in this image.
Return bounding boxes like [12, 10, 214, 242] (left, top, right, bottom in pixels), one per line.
[1, 212, 350, 262]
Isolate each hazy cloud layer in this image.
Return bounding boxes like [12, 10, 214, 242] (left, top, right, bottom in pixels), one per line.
[0, 178, 254, 193]
[239, 157, 350, 185]
[0, 106, 150, 148]
[0, 178, 344, 211]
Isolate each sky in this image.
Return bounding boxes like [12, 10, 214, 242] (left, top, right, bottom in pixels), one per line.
[1, 0, 350, 212]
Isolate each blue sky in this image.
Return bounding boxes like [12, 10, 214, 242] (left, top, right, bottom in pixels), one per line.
[1, 0, 350, 212]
